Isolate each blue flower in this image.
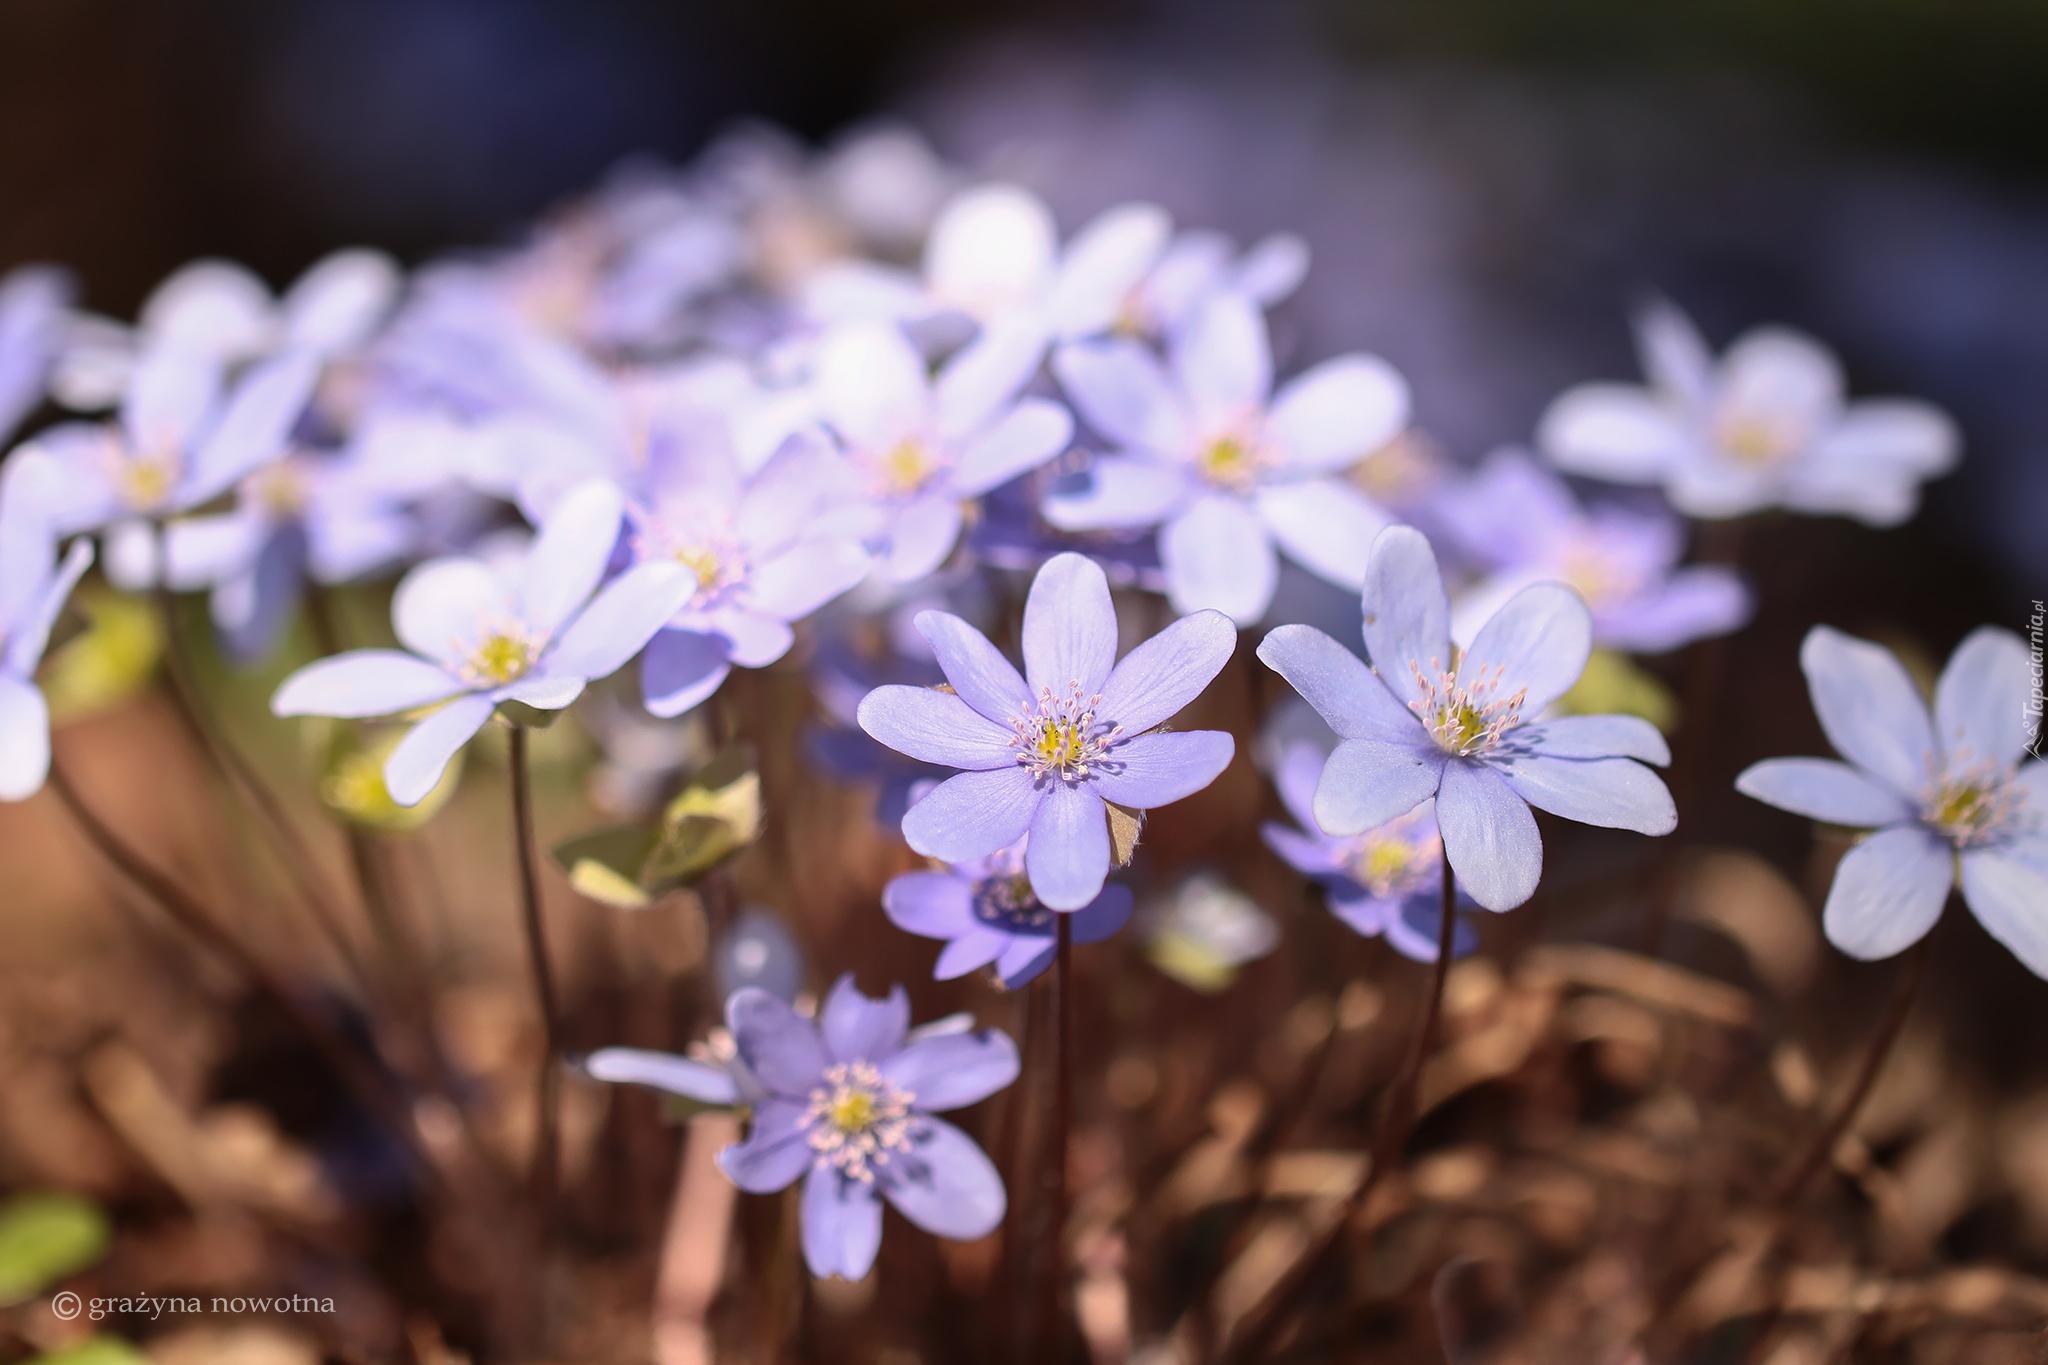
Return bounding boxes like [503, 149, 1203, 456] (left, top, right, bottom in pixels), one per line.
[1260, 740, 1475, 960]
[0, 266, 70, 445]
[1042, 291, 1408, 624]
[883, 838, 1135, 988]
[0, 454, 95, 799]
[1257, 525, 1676, 912]
[271, 480, 693, 806]
[1737, 626, 2048, 976]
[714, 976, 1018, 1281]
[857, 551, 1236, 910]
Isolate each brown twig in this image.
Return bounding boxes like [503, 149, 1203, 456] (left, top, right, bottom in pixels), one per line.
[508, 725, 565, 1214]
[1032, 911, 1078, 1363]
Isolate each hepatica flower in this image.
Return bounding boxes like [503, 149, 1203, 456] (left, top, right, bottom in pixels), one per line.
[884, 838, 1135, 988]
[858, 552, 1236, 909]
[1, 265, 71, 444]
[1538, 300, 1957, 526]
[1257, 526, 1677, 912]
[271, 480, 692, 806]
[0, 455, 95, 800]
[1737, 626, 2048, 976]
[1260, 741, 1474, 961]
[716, 976, 1018, 1280]
[1044, 291, 1407, 624]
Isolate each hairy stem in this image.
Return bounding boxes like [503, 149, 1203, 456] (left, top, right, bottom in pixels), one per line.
[508, 725, 564, 1214]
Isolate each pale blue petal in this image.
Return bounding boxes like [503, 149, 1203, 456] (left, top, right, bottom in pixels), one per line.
[1171, 292, 1270, 420]
[1090, 730, 1233, 808]
[384, 693, 493, 807]
[749, 540, 870, 620]
[1933, 627, 2034, 770]
[0, 673, 51, 801]
[1822, 826, 1953, 961]
[6, 538, 93, 678]
[1047, 201, 1170, 338]
[1960, 848, 2048, 980]
[1256, 624, 1422, 744]
[1273, 740, 1327, 829]
[1735, 757, 1915, 827]
[934, 931, 1008, 979]
[995, 938, 1057, 988]
[1096, 608, 1236, 735]
[952, 397, 1071, 496]
[727, 987, 830, 1094]
[1049, 339, 1189, 454]
[1026, 782, 1111, 911]
[717, 1098, 813, 1192]
[546, 561, 693, 681]
[583, 1047, 740, 1105]
[881, 491, 962, 583]
[641, 628, 731, 718]
[1596, 567, 1751, 654]
[1040, 454, 1187, 531]
[1536, 383, 1685, 485]
[857, 685, 1018, 769]
[882, 871, 978, 939]
[1022, 552, 1118, 696]
[1436, 759, 1542, 912]
[821, 975, 909, 1064]
[935, 311, 1052, 439]
[494, 675, 585, 710]
[519, 479, 625, 636]
[272, 649, 461, 719]
[1261, 821, 1344, 877]
[187, 351, 318, 505]
[1265, 355, 1408, 471]
[1254, 478, 1389, 590]
[1521, 714, 1670, 765]
[880, 1116, 1006, 1240]
[881, 1030, 1020, 1111]
[914, 611, 1029, 722]
[122, 347, 219, 456]
[1801, 626, 1935, 797]
[1459, 583, 1592, 715]
[802, 1166, 883, 1279]
[393, 557, 513, 670]
[1161, 494, 1276, 625]
[1360, 525, 1451, 710]
[705, 608, 793, 669]
[902, 768, 1044, 862]
[1314, 737, 1442, 837]
[1072, 883, 1135, 944]
[1496, 754, 1676, 835]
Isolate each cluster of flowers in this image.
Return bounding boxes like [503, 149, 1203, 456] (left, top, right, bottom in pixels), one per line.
[2, 123, 2040, 1281]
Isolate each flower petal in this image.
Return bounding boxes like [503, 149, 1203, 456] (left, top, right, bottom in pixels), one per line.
[1496, 754, 1676, 835]
[727, 987, 829, 1094]
[880, 1116, 1007, 1241]
[384, 693, 494, 807]
[1072, 883, 1135, 944]
[1096, 608, 1236, 735]
[641, 628, 732, 718]
[1254, 478, 1391, 591]
[883, 871, 978, 940]
[1459, 582, 1592, 715]
[1026, 782, 1111, 911]
[520, 479, 625, 637]
[1047, 201, 1171, 338]
[187, 351, 318, 504]
[123, 348, 220, 459]
[583, 1047, 739, 1105]
[1314, 737, 1443, 838]
[1022, 552, 1118, 697]
[1801, 626, 1935, 796]
[995, 938, 1057, 988]
[272, 649, 462, 719]
[821, 975, 909, 1064]
[1261, 821, 1345, 878]
[1360, 525, 1451, 710]
[1537, 383, 1684, 485]
[1822, 825, 1953, 961]
[857, 685, 1018, 769]
[952, 397, 1071, 497]
[1960, 848, 2048, 980]
[393, 556, 514, 670]
[749, 540, 870, 621]
[1049, 341, 1190, 456]
[1040, 454, 1187, 531]
[934, 310, 1054, 441]
[1256, 624, 1422, 744]
[1436, 759, 1542, 912]
[914, 611, 1029, 723]
[547, 561, 693, 681]
[1171, 291, 1270, 421]
[880, 491, 962, 583]
[716, 1097, 814, 1193]
[881, 1029, 1020, 1111]
[934, 931, 1009, 979]
[1265, 355, 1409, 471]
[1161, 494, 1277, 625]
[1090, 730, 1234, 809]
[1595, 566, 1752, 655]
[902, 768, 1044, 862]
[0, 673, 51, 802]
[1933, 626, 2034, 770]
[925, 183, 1055, 320]
[1735, 757, 1916, 827]
[819, 322, 928, 450]
[802, 1166, 884, 1279]
[1521, 714, 1670, 765]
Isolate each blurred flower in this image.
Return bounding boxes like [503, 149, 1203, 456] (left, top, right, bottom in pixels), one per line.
[715, 908, 808, 1004]
[858, 551, 1235, 910]
[583, 1031, 756, 1109]
[1737, 625, 2048, 976]
[1121, 227, 1307, 341]
[1261, 741, 1475, 960]
[1539, 300, 1959, 526]
[883, 838, 1134, 988]
[1143, 871, 1278, 993]
[812, 319, 1072, 582]
[1044, 291, 1407, 623]
[0, 266, 71, 444]
[1436, 449, 1751, 655]
[715, 976, 1017, 1280]
[271, 480, 691, 805]
[0, 455, 95, 799]
[1257, 525, 1676, 912]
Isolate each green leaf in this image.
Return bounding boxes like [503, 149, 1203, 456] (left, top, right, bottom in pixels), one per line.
[0, 1192, 110, 1305]
[39, 586, 163, 725]
[551, 748, 763, 908]
[319, 727, 463, 832]
[551, 825, 657, 909]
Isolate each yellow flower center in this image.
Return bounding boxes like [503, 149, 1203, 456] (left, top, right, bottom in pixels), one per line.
[1714, 411, 1801, 467]
[1197, 434, 1262, 492]
[1009, 683, 1121, 782]
[246, 461, 311, 518]
[118, 452, 179, 511]
[804, 1061, 916, 1183]
[874, 437, 943, 496]
[1409, 659, 1526, 757]
[457, 625, 546, 688]
[828, 1089, 877, 1132]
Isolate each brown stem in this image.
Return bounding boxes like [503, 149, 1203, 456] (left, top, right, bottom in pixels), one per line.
[1216, 847, 1459, 1365]
[993, 978, 1043, 1360]
[508, 725, 564, 1214]
[1033, 912, 1077, 1363]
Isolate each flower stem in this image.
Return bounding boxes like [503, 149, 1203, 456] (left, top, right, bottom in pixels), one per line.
[508, 725, 564, 1214]
[1217, 847, 1459, 1365]
[1034, 911, 1076, 1362]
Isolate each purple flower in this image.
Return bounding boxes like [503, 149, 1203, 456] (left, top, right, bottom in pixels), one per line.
[271, 480, 693, 806]
[1043, 291, 1407, 624]
[1256, 525, 1677, 912]
[1260, 741, 1475, 960]
[0, 453, 95, 800]
[857, 551, 1236, 910]
[883, 838, 1136, 988]
[1435, 449, 1751, 655]
[1737, 626, 2048, 976]
[715, 976, 1018, 1280]
[0, 266, 71, 444]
